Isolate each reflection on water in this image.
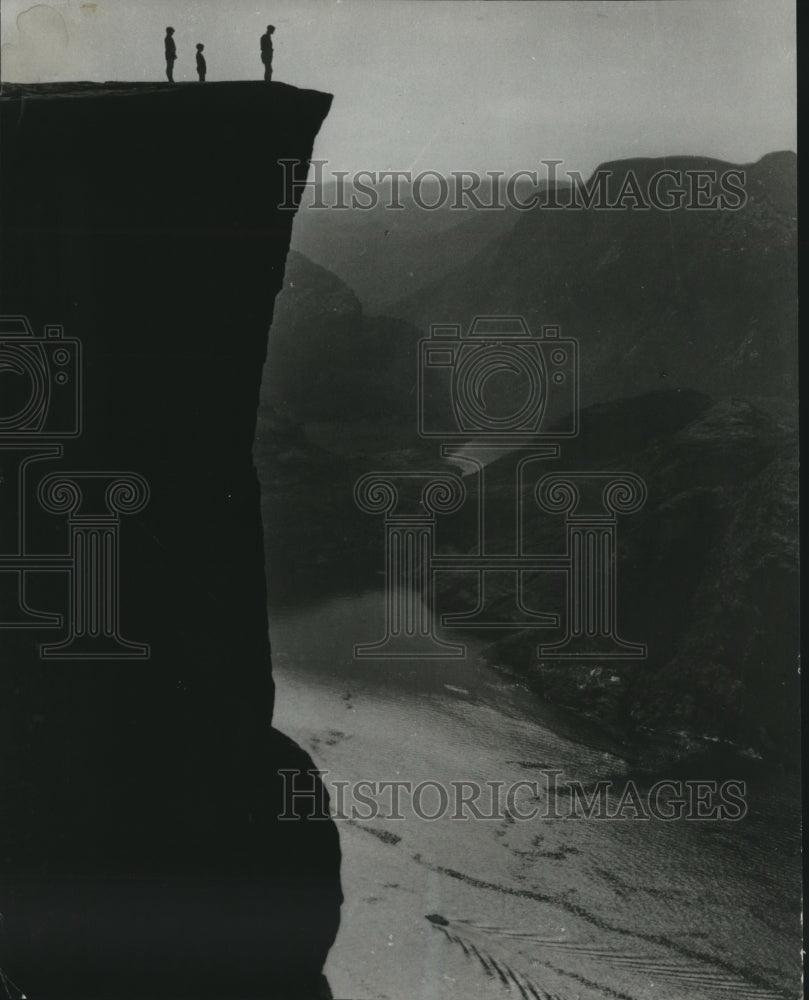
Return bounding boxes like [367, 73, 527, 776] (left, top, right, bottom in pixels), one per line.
[269, 589, 801, 1000]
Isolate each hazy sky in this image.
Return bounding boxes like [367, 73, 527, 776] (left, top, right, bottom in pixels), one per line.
[0, 1, 796, 175]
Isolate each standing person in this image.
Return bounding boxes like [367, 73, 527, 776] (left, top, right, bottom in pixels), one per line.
[260, 24, 275, 82]
[165, 27, 177, 83]
[196, 43, 206, 82]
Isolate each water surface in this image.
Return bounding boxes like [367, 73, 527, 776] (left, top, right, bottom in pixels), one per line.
[270, 590, 800, 1000]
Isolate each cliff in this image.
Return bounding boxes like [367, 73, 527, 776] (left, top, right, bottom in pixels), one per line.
[0, 82, 341, 997]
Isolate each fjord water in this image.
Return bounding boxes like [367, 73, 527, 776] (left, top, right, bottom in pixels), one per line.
[269, 589, 800, 1000]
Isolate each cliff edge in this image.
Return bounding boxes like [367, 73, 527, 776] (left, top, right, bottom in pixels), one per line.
[0, 82, 341, 997]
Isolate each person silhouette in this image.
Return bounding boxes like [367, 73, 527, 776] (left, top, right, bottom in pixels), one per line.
[196, 43, 206, 82]
[165, 27, 177, 83]
[260, 24, 275, 82]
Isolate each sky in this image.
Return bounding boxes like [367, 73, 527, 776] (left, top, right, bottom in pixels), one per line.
[0, 0, 797, 177]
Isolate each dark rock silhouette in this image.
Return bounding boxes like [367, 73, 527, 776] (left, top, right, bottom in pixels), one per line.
[261, 24, 276, 82]
[196, 43, 206, 82]
[0, 82, 340, 997]
[164, 26, 176, 83]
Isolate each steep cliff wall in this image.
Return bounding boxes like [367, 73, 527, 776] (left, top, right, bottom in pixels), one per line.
[0, 81, 341, 997]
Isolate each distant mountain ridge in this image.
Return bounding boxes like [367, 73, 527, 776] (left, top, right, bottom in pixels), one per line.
[264, 151, 797, 462]
[291, 178, 524, 309]
[387, 151, 797, 409]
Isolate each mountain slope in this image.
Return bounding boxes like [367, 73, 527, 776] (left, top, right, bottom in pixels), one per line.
[389, 152, 797, 410]
[292, 182, 521, 311]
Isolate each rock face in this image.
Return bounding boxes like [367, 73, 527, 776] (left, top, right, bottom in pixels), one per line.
[264, 250, 420, 425]
[0, 82, 341, 996]
[465, 392, 798, 761]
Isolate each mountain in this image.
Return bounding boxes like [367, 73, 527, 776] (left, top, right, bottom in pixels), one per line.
[455, 392, 798, 761]
[257, 251, 430, 603]
[262, 249, 425, 451]
[255, 153, 798, 763]
[291, 179, 521, 311]
[387, 152, 797, 411]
